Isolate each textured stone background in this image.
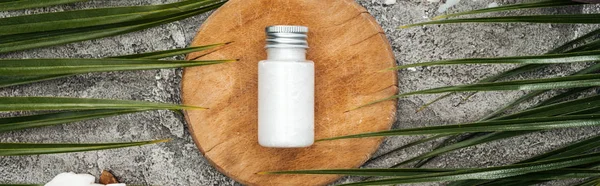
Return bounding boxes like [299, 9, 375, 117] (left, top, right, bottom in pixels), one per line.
[0, 0, 599, 185]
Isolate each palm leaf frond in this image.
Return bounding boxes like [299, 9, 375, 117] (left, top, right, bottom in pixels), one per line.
[0, 139, 168, 156]
[114, 43, 229, 59]
[0, 0, 87, 11]
[0, 109, 143, 132]
[352, 74, 600, 111]
[0, 75, 72, 89]
[0, 58, 232, 76]
[260, 168, 455, 177]
[0, 43, 229, 89]
[406, 29, 600, 160]
[401, 14, 600, 29]
[338, 94, 600, 167]
[448, 133, 600, 185]
[265, 168, 600, 181]
[432, 0, 582, 20]
[0, 0, 215, 36]
[365, 134, 451, 165]
[395, 132, 528, 167]
[390, 50, 600, 70]
[0, 97, 205, 111]
[0, 0, 225, 53]
[418, 28, 600, 111]
[324, 1, 600, 185]
[266, 152, 600, 186]
[575, 177, 600, 186]
[319, 114, 600, 141]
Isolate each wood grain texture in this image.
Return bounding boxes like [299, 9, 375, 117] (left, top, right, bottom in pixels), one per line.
[182, 0, 398, 185]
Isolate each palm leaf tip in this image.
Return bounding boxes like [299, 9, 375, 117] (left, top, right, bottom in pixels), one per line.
[346, 96, 399, 112]
[416, 93, 453, 112]
[399, 24, 412, 29]
[153, 139, 172, 143]
[316, 134, 374, 142]
[114, 43, 230, 59]
[182, 105, 209, 110]
[379, 66, 399, 72]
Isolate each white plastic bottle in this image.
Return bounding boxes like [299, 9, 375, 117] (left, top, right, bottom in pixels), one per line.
[258, 25, 314, 148]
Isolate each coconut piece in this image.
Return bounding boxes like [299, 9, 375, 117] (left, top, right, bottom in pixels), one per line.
[45, 172, 125, 186]
[99, 170, 118, 184]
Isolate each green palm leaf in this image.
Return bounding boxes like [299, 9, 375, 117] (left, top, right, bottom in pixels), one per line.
[412, 55, 600, 170]
[0, 75, 72, 89]
[471, 169, 596, 185]
[346, 161, 600, 185]
[0, 0, 215, 36]
[0, 0, 87, 11]
[265, 168, 600, 181]
[575, 177, 600, 186]
[401, 14, 600, 29]
[550, 28, 600, 54]
[0, 1, 226, 182]
[0, 139, 168, 156]
[344, 1, 600, 185]
[407, 63, 600, 168]
[265, 152, 600, 186]
[114, 43, 228, 59]
[396, 132, 530, 168]
[0, 109, 144, 132]
[261, 168, 455, 177]
[352, 74, 600, 111]
[0, 0, 225, 53]
[417, 28, 600, 111]
[481, 60, 600, 119]
[449, 133, 600, 185]
[0, 97, 205, 111]
[319, 114, 600, 140]
[390, 50, 600, 70]
[396, 29, 600, 166]
[431, 0, 582, 20]
[397, 115, 600, 169]
[537, 87, 591, 106]
[332, 94, 600, 140]
[365, 134, 451, 165]
[0, 43, 229, 89]
[0, 58, 232, 76]
[363, 89, 600, 170]
[330, 95, 600, 168]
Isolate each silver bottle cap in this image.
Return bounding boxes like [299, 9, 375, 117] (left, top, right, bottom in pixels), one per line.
[265, 25, 309, 49]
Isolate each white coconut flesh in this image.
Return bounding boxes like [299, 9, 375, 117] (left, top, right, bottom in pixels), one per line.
[45, 172, 126, 186]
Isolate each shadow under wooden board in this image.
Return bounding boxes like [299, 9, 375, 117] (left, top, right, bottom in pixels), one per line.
[182, 0, 398, 185]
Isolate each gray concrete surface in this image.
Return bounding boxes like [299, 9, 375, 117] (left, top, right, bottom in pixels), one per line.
[0, 0, 599, 185]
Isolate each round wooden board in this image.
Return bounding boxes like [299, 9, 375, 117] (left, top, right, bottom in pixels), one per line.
[182, 0, 398, 185]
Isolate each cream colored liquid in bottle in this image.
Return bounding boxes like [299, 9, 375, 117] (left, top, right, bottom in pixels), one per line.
[258, 25, 314, 148]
